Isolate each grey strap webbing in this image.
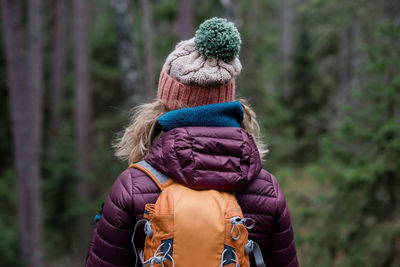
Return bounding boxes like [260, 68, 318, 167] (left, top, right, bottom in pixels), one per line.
[135, 160, 169, 185]
[252, 241, 266, 267]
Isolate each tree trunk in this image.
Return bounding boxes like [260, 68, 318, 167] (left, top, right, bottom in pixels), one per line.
[73, 0, 91, 196]
[110, 0, 140, 105]
[280, 0, 294, 100]
[350, 17, 361, 92]
[174, 0, 196, 40]
[220, 0, 234, 22]
[1, 0, 44, 266]
[50, 0, 66, 136]
[219, 0, 242, 27]
[329, 27, 350, 130]
[338, 28, 350, 95]
[140, 0, 155, 99]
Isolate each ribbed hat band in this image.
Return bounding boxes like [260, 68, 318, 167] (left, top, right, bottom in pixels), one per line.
[157, 69, 235, 110]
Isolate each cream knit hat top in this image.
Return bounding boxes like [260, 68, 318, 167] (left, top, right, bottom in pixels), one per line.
[157, 18, 242, 110]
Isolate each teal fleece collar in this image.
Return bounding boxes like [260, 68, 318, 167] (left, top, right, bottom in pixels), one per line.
[158, 101, 243, 132]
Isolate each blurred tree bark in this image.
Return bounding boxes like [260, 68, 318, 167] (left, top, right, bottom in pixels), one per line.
[174, 0, 196, 40]
[140, 0, 155, 99]
[280, 0, 294, 100]
[338, 28, 350, 96]
[50, 0, 66, 136]
[332, 27, 350, 128]
[73, 0, 91, 198]
[1, 0, 44, 266]
[350, 17, 361, 93]
[220, 0, 234, 22]
[220, 0, 242, 27]
[110, 0, 140, 105]
[384, 0, 400, 124]
[332, 15, 362, 129]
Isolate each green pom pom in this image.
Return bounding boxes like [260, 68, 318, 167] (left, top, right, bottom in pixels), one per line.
[194, 17, 241, 62]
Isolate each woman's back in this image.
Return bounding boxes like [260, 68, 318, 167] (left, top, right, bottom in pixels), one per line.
[86, 127, 298, 266]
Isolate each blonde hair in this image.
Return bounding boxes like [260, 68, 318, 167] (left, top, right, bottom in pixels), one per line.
[238, 98, 268, 160]
[114, 99, 268, 164]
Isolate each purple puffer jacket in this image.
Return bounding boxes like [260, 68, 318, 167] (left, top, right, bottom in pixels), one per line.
[86, 127, 299, 267]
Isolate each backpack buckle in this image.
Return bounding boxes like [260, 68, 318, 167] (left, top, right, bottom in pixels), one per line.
[144, 221, 153, 238]
[245, 240, 255, 254]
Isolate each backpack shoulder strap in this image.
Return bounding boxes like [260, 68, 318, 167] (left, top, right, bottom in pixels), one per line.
[128, 160, 173, 190]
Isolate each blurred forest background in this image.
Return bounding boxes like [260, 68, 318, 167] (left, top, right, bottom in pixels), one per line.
[1, 0, 400, 266]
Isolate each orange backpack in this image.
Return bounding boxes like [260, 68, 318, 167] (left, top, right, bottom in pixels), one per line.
[130, 160, 266, 267]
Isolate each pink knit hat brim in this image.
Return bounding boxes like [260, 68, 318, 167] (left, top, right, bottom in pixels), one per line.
[157, 69, 235, 110]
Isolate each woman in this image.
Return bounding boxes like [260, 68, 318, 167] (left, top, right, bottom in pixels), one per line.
[86, 18, 299, 267]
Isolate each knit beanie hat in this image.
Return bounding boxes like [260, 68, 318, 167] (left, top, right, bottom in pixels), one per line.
[157, 17, 242, 110]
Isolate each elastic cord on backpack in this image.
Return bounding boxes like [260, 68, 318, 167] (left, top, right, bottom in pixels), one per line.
[132, 219, 175, 267]
[230, 216, 256, 240]
[219, 248, 240, 267]
[142, 242, 175, 267]
[228, 216, 267, 267]
[132, 219, 148, 267]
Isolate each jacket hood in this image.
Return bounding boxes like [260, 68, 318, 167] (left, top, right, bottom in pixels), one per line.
[145, 127, 262, 191]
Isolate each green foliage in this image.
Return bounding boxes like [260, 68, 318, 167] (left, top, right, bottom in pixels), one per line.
[42, 121, 81, 256]
[283, 4, 400, 266]
[0, 169, 21, 267]
[195, 17, 241, 62]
